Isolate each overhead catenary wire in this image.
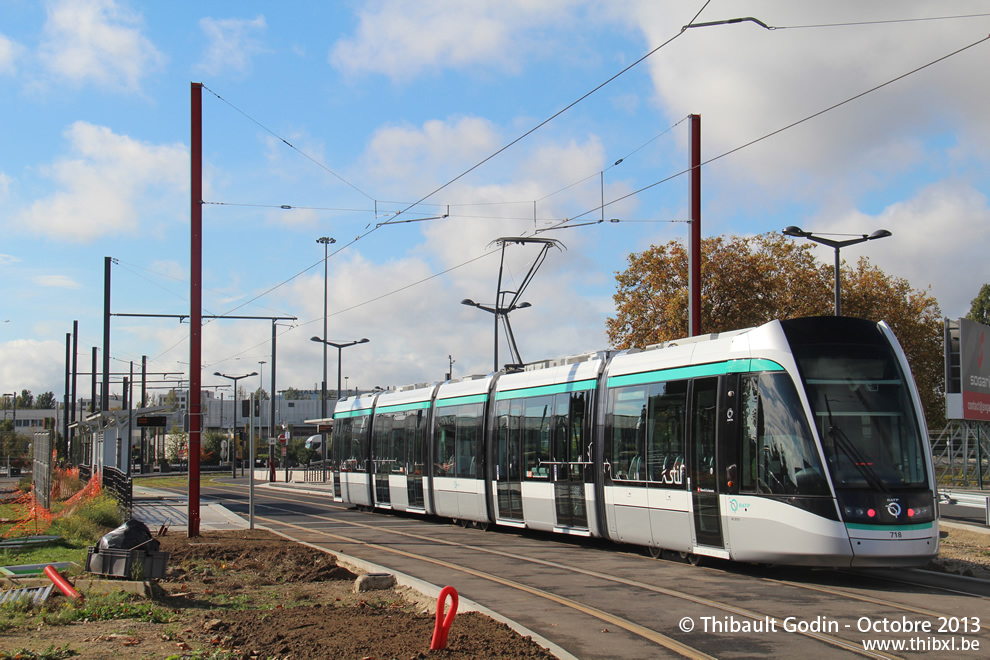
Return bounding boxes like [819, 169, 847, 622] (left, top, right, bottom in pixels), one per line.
[205, 4, 713, 320]
[554, 31, 990, 229]
[201, 84, 375, 202]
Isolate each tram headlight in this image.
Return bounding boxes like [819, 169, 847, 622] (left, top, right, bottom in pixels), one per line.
[867, 508, 876, 518]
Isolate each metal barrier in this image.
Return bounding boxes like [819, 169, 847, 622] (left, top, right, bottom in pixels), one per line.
[940, 490, 990, 526]
[32, 429, 54, 510]
[102, 466, 133, 518]
[933, 421, 990, 489]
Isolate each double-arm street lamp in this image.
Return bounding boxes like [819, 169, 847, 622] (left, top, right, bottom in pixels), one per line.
[214, 371, 256, 478]
[461, 298, 531, 371]
[782, 226, 892, 317]
[310, 337, 370, 401]
[310, 337, 369, 481]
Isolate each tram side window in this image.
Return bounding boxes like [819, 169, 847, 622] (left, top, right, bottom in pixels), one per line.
[646, 381, 687, 486]
[407, 410, 426, 476]
[523, 395, 552, 478]
[456, 403, 483, 478]
[342, 415, 369, 472]
[608, 386, 647, 482]
[740, 374, 829, 496]
[389, 413, 407, 474]
[435, 412, 455, 476]
[332, 418, 349, 469]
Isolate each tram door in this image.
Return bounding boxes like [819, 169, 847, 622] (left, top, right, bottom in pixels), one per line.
[552, 392, 588, 529]
[689, 377, 723, 549]
[406, 410, 426, 509]
[371, 418, 391, 507]
[494, 400, 524, 520]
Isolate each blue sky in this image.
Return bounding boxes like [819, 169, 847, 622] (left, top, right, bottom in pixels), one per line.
[3, 1, 990, 402]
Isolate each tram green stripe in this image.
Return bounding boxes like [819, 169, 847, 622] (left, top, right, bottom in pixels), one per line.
[436, 393, 487, 407]
[608, 359, 784, 388]
[845, 522, 933, 531]
[375, 401, 431, 414]
[495, 378, 597, 401]
[334, 408, 373, 419]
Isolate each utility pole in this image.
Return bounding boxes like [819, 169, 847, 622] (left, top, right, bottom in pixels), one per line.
[688, 114, 702, 337]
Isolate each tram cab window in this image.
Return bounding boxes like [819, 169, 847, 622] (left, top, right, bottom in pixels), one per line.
[740, 374, 829, 496]
[335, 414, 369, 472]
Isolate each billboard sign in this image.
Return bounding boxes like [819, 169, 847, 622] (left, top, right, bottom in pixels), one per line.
[959, 318, 990, 421]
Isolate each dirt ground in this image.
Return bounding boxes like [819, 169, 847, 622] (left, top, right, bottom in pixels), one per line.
[2, 524, 987, 659]
[1, 529, 558, 659]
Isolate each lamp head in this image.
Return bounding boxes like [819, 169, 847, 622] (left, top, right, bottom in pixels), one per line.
[213, 372, 222, 377]
[782, 226, 807, 238]
[460, 298, 477, 306]
[310, 336, 323, 343]
[516, 302, 532, 310]
[358, 338, 370, 344]
[869, 229, 892, 240]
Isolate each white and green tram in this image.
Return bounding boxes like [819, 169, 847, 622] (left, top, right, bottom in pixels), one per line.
[330, 316, 938, 567]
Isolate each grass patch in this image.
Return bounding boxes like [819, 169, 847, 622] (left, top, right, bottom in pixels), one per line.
[0, 645, 78, 659]
[1, 493, 124, 572]
[139, 475, 227, 490]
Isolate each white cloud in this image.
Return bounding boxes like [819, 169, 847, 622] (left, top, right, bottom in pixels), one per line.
[34, 274, 82, 289]
[363, 116, 502, 195]
[629, 1, 990, 197]
[0, 33, 22, 75]
[17, 121, 188, 242]
[0, 172, 12, 200]
[38, 0, 164, 91]
[813, 179, 990, 319]
[330, 0, 575, 80]
[0, 339, 68, 395]
[0, 254, 19, 266]
[197, 15, 267, 76]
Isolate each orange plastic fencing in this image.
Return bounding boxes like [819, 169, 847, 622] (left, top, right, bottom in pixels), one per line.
[2, 468, 101, 539]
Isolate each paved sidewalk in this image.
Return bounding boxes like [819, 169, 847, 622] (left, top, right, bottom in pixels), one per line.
[131, 485, 248, 533]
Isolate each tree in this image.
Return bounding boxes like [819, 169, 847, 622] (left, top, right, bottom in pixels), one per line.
[283, 387, 301, 400]
[253, 388, 270, 401]
[608, 232, 945, 428]
[966, 283, 990, 325]
[34, 392, 57, 409]
[202, 429, 226, 465]
[16, 390, 33, 409]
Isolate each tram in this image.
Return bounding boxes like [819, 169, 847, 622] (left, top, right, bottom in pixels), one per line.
[329, 316, 938, 568]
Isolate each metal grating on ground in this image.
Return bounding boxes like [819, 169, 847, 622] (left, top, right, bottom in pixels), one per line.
[0, 584, 53, 605]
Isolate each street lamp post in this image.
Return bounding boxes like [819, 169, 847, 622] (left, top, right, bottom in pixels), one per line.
[461, 298, 531, 371]
[310, 336, 369, 481]
[316, 237, 336, 421]
[214, 371, 257, 478]
[782, 226, 892, 316]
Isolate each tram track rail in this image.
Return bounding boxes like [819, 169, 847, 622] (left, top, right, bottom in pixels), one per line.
[168, 480, 990, 659]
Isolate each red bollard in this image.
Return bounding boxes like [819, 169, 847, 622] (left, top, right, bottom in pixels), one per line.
[44, 565, 84, 602]
[430, 586, 459, 650]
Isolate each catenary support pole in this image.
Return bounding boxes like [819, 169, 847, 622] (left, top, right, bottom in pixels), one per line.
[688, 114, 702, 337]
[188, 81, 203, 537]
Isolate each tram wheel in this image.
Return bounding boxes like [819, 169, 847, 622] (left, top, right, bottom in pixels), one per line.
[648, 546, 662, 560]
[474, 521, 490, 532]
[687, 553, 704, 566]
[457, 519, 472, 529]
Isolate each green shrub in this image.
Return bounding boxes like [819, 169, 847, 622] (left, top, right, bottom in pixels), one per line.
[49, 494, 123, 545]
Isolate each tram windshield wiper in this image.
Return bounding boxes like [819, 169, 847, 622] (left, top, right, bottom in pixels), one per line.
[823, 397, 888, 493]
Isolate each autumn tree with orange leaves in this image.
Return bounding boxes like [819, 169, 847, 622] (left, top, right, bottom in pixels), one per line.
[607, 232, 945, 428]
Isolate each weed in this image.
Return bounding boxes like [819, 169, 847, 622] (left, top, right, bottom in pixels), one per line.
[0, 644, 78, 659]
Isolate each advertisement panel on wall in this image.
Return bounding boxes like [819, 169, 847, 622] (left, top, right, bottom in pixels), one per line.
[959, 317, 990, 422]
